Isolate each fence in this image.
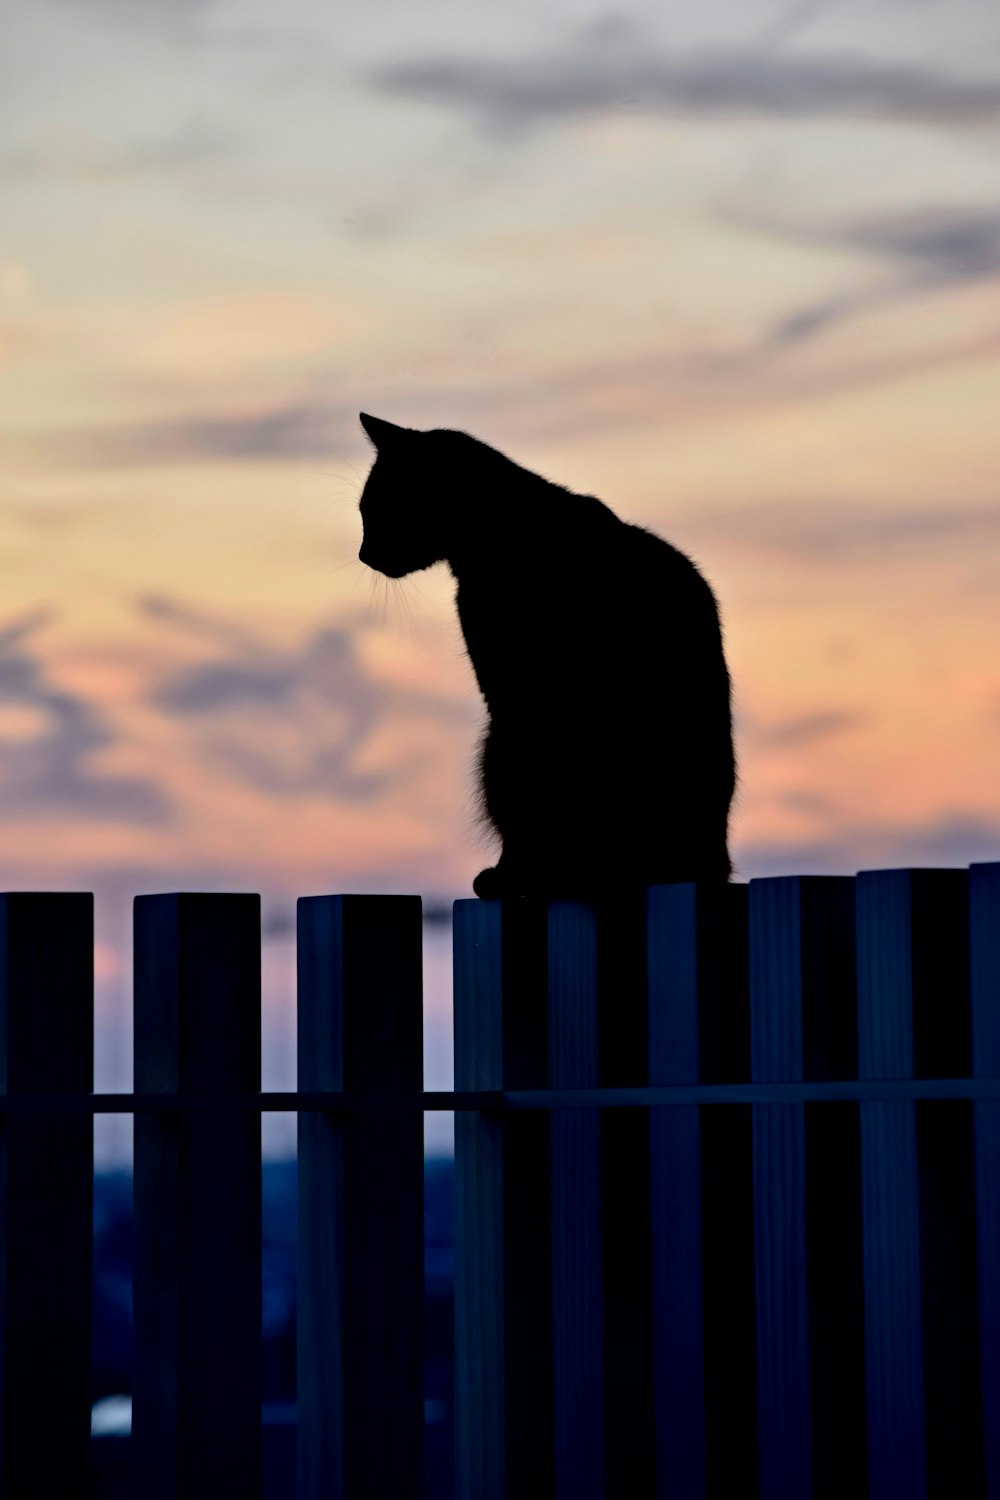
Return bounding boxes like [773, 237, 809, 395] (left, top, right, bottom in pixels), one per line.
[0, 866, 998, 1499]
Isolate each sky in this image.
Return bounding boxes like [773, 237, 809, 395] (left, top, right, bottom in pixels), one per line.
[2, 0, 999, 1131]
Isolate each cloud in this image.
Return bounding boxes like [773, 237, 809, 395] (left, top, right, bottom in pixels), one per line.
[752, 708, 866, 749]
[847, 207, 1000, 280]
[145, 601, 471, 802]
[0, 606, 57, 653]
[747, 205, 1000, 353]
[137, 594, 267, 655]
[0, 120, 237, 181]
[150, 621, 384, 799]
[765, 294, 867, 350]
[753, 0, 832, 50]
[9, 499, 126, 531]
[10, 268, 989, 477]
[371, 23, 1000, 136]
[778, 787, 841, 818]
[689, 498, 1000, 563]
[737, 811, 1000, 879]
[153, 661, 297, 714]
[0, 610, 173, 824]
[34, 401, 357, 468]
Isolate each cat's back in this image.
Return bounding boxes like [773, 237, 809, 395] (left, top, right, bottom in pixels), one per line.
[542, 498, 724, 657]
[457, 474, 727, 711]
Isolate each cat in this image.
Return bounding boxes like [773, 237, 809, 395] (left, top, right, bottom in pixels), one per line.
[358, 412, 735, 900]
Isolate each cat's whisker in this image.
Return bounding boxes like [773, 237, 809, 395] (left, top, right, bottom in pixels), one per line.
[320, 462, 364, 490]
[393, 578, 423, 643]
[401, 584, 417, 638]
[366, 572, 380, 624]
[388, 578, 411, 640]
[345, 560, 370, 598]
[402, 576, 432, 604]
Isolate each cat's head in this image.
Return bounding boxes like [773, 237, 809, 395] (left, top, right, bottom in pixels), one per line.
[358, 412, 511, 577]
[357, 413, 450, 578]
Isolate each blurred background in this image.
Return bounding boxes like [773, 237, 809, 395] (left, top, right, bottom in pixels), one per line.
[5, 3, 998, 1491]
[3, 0, 999, 1129]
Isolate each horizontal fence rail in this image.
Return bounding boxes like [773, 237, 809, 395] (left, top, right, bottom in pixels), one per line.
[5, 1079, 1000, 1113]
[0, 864, 997, 1500]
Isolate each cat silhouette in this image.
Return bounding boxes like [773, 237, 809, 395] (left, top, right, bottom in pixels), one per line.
[358, 412, 734, 899]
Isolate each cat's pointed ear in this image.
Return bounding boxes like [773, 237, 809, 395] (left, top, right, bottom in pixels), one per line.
[359, 412, 411, 449]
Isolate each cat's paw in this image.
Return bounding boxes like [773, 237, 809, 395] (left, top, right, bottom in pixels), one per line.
[473, 866, 504, 900]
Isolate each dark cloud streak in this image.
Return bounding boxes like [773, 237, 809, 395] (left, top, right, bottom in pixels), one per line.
[146, 602, 472, 803]
[0, 612, 172, 824]
[371, 27, 1000, 134]
[753, 708, 866, 749]
[32, 401, 357, 468]
[686, 498, 1000, 563]
[747, 205, 1000, 354]
[137, 594, 269, 655]
[851, 208, 1000, 278]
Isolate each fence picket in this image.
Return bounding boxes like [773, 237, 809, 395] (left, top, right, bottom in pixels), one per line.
[646, 883, 716, 1500]
[749, 877, 814, 1500]
[971, 862, 1000, 1500]
[597, 896, 656, 1496]
[548, 901, 604, 1500]
[857, 868, 984, 1500]
[0, 893, 93, 1498]
[296, 894, 424, 1500]
[749, 875, 866, 1500]
[857, 870, 927, 1500]
[648, 883, 758, 1498]
[454, 899, 554, 1500]
[798, 880, 866, 1500]
[132, 893, 262, 1500]
[454, 900, 505, 1500]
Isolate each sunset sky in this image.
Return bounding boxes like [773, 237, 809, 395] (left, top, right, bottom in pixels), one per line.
[3, 0, 999, 1127]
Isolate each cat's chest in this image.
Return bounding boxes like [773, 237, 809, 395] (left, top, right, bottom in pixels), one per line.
[456, 574, 559, 647]
[457, 584, 521, 678]
[455, 573, 586, 706]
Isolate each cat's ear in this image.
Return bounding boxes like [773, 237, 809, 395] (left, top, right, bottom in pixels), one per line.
[359, 412, 411, 449]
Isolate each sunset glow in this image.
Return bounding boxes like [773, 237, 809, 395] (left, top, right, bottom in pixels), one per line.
[3, 0, 999, 936]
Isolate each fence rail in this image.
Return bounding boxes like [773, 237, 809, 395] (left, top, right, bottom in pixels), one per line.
[5, 1078, 1000, 1113]
[0, 865, 998, 1499]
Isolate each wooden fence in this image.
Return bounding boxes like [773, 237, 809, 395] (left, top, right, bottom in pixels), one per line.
[0, 866, 998, 1499]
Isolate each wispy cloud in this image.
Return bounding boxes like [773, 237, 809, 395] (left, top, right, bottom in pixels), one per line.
[737, 810, 1000, 878]
[137, 594, 268, 655]
[753, 0, 832, 51]
[27, 401, 356, 468]
[145, 597, 472, 801]
[751, 708, 867, 749]
[0, 120, 238, 181]
[746, 204, 1000, 353]
[371, 22, 1000, 135]
[686, 498, 1000, 563]
[847, 207, 1000, 280]
[0, 609, 173, 824]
